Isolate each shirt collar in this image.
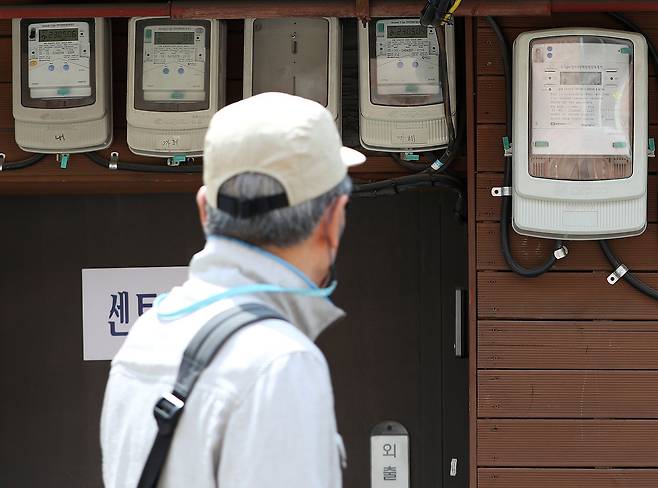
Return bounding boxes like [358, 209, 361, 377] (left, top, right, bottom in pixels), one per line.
[186, 236, 345, 341]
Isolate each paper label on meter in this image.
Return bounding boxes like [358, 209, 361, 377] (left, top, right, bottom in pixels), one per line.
[142, 25, 207, 102]
[375, 19, 439, 96]
[27, 21, 91, 99]
[530, 37, 633, 157]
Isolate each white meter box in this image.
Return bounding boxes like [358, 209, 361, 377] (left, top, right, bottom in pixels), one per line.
[127, 17, 226, 157]
[243, 18, 342, 127]
[12, 18, 112, 153]
[513, 28, 648, 240]
[359, 18, 456, 152]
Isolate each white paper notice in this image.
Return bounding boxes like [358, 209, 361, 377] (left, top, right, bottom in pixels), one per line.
[82, 266, 188, 361]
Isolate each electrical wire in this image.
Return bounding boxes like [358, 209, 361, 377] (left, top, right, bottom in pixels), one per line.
[600, 240, 658, 300]
[487, 16, 564, 277]
[595, 12, 658, 299]
[86, 151, 203, 173]
[0, 152, 46, 171]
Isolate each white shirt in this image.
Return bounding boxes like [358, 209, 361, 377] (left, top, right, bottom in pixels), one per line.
[100, 237, 346, 488]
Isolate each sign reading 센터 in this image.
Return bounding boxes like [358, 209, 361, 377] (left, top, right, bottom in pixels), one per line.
[82, 266, 188, 361]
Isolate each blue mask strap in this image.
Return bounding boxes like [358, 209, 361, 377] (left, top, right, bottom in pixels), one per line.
[155, 280, 337, 322]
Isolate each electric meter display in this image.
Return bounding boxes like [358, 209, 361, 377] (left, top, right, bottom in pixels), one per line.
[12, 18, 112, 153]
[136, 21, 211, 109]
[127, 17, 225, 157]
[512, 28, 648, 240]
[370, 19, 441, 105]
[24, 21, 93, 104]
[529, 36, 633, 181]
[358, 19, 456, 152]
[243, 17, 341, 125]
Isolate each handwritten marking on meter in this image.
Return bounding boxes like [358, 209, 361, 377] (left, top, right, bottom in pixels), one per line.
[530, 37, 632, 159]
[27, 21, 91, 99]
[375, 19, 439, 97]
[142, 25, 206, 102]
[371, 421, 409, 488]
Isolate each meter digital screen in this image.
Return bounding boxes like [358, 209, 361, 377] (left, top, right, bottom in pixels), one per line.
[559, 71, 602, 85]
[369, 18, 441, 107]
[386, 25, 427, 39]
[154, 31, 195, 45]
[529, 35, 634, 181]
[25, 21, 93, 103]
[134, 19, 211, 111]
[39, 28, 78, 42]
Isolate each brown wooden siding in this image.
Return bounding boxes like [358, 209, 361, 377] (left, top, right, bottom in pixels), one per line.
[472, 12, 658, 487]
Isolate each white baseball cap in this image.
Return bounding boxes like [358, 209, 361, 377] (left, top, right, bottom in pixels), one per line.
[203, 92, 366, 217]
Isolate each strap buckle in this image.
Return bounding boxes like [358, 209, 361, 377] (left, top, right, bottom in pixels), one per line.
[153, 392, 185, 434]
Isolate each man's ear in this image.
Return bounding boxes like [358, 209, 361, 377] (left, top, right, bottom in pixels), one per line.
[325, 194, 350, 249]
[196, 186, 209, 229]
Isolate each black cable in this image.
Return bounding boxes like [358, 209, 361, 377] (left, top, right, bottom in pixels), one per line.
[596, 13, 658, 300]
[86, 151, 202, 173]
[391, 107, 465, 172]
[600, 240, 658, 300]
[487, 16, 564, 277]
[0, 152, 46, 171]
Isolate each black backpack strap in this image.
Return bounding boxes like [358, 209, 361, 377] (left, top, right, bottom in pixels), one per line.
[137, 302, 285, 488]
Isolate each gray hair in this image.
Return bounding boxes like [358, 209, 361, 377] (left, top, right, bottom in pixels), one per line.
[205, 172, 352, 247]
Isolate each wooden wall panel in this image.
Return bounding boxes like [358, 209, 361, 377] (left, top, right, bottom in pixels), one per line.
[478, 370, 658, 418]
[473, 12, 658, 487]
[479, 469, 658, 488]
[478, 321, 658, 370]
[478, 272, 658, 319]
[478, 419, 658, 467]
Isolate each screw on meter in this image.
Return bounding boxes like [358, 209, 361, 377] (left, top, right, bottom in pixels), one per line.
[358, 18, 457, 152]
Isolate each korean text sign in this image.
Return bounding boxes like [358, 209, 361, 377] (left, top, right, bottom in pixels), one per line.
[82, 267, 188, 360]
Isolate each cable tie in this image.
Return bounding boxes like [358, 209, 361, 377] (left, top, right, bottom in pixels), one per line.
[607, 264, 628, 285]
[0, 153, 5, 171]
[554, 246, 568, 260]
[491, 186, 511, 197]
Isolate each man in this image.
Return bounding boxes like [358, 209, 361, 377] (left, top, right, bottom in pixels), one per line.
[100, 92, 365, 487]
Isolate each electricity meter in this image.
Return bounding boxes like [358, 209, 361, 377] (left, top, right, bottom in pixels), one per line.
[358, 18, 456, 152]
[512, 28, 648, 240]
[12, 18, 112, 153]
[127, 18, 226, 157]
[243, 18, 341, 127]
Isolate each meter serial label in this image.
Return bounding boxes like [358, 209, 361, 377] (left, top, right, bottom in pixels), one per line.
[375, 19, 439, 96]
[142, 25, 207, 102]
[530, 37, 632, 157]
[27, 21, 91, 99]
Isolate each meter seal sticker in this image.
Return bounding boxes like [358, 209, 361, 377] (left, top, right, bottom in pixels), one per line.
[27, 21, 91, 99]
[375, 18, 439, 98]
[530, 36, 633, 162]
[142, 24, 207, 102]
[370, 421, 409, 488]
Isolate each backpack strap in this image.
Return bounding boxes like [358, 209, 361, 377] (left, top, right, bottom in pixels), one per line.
[137, 302, 285, 488]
